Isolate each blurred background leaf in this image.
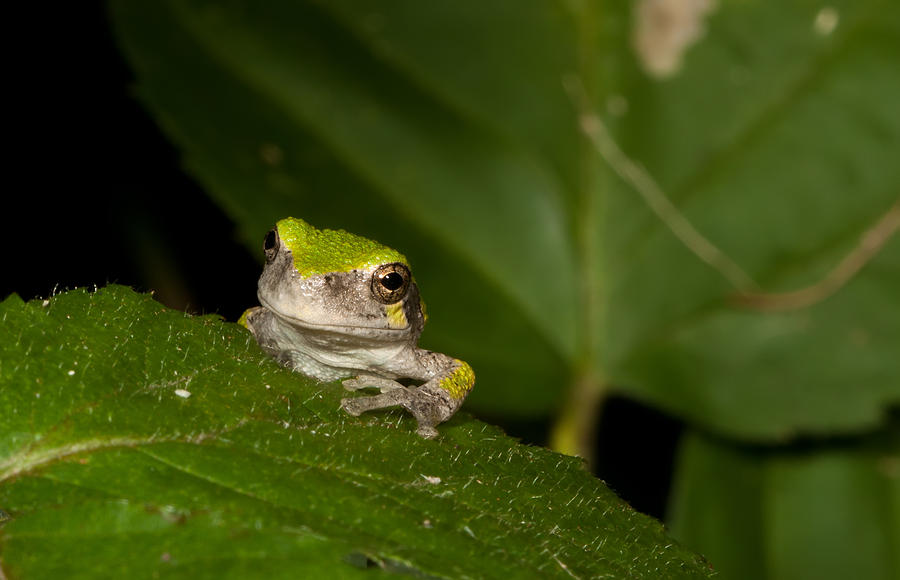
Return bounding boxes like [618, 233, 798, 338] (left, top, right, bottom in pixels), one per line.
[108, 0, 900, 443]
[669, 425, 900, 580]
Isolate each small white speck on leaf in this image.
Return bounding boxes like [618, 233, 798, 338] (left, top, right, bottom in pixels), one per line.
[259, 143, 284, 166]
[175, 389, 192, 399]
[849, 328, 870, 346]
[422, 519, 433, 529]
[421, 475, 442, 485]
[606, 94, 629, 116]
[265, 384, 271, 389]
[35, 392, 41, 398]
[42, 300, 50, 307]
[814, 7, 839, 35]
[67, 370, 76, 376]
[878, 455, 900, 479]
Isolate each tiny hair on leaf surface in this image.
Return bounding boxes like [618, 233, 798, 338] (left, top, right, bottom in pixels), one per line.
[0, 286, 713, 579]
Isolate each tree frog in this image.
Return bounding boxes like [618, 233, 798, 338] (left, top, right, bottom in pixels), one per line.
[240, 217, 474, 438]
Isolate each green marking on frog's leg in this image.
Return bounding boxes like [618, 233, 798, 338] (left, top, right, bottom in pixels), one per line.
[237, 308, 253, 328]
[276, 217, 408, 278]
[440, 360, 475, 400]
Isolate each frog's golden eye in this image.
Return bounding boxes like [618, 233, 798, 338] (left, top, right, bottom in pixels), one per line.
[264, 229, 279, 262]
[372, 263, 411, 304]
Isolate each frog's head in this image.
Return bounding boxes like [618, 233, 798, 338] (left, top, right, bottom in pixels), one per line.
[256, 217, 425, 340]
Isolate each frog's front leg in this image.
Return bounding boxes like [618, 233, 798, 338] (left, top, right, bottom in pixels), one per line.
[340, 357, 474, 439]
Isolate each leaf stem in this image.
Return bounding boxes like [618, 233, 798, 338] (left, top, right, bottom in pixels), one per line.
[551, 2, 609, 460]
[550, 369, 606, 463]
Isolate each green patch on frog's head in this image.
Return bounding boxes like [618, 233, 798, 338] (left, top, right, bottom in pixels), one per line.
[275, 217, 408, 278]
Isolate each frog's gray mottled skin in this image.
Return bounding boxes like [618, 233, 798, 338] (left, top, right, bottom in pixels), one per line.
[241, 217, 474, 438]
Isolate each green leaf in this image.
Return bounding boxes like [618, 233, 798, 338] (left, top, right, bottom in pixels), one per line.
[107, 0, 900, 439]
[668, 428, 900, 580]
[0, 287, 712, 579]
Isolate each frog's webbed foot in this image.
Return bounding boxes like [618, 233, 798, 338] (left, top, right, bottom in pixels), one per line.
[340, 380, 454, 439]
[341, 375, 406, 393]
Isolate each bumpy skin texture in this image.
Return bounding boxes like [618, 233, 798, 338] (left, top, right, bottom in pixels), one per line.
[241, 218, 475, 438]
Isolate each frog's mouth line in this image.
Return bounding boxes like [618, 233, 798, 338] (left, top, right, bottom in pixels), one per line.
[259, 297, 409, 335]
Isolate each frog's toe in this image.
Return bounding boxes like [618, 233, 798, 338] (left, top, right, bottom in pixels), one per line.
[342, 376, 405, 393]
[340, 397, 365, 416]
[341, 378, 367, 392]
[340, 388, 413, 416]
[415, 424, 439, 439]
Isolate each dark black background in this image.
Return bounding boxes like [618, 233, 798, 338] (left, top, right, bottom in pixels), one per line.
[4, 3, 681, 520]
[4, 3, 258, 319]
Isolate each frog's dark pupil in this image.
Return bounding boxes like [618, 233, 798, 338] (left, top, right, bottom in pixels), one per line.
[264, 230, 276, 251]
[381, 272, 404, 291]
